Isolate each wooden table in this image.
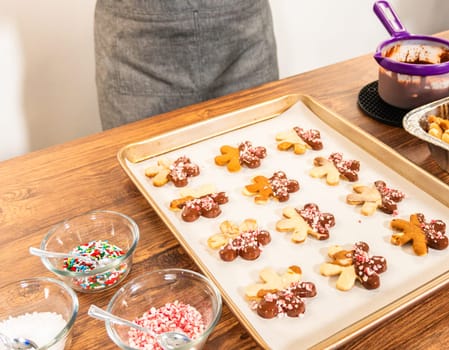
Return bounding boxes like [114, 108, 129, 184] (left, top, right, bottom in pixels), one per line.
[2, 31, 449, 350]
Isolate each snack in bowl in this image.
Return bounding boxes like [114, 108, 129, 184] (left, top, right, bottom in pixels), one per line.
[207, 219, 271, 262]
[169, 184, 228, 222]
[276, 203, 335, 243]
[104, 269, 222, 350]
[275, 126, 323, 154]
[310, 152, 360, 185]
[36, 210, 139, 293]
[214, 140, 267, 172]
[245, 266, 316, 319]
[145, 155, 200, 187]
[390, 213, 448, 256]
[426, 115, 449, 144]
[243, 171, 300, 204]
[346, 180, 405, 216]
[320, 242, 387, 291]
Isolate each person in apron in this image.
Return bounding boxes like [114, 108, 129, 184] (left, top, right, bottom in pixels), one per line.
[94, 0, 279, 129]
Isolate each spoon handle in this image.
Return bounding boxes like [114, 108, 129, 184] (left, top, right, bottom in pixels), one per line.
[29, 247, 92, 262]
[88, 305, 152, 334]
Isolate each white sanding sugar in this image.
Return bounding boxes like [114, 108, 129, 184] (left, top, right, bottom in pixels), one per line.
[0, 311, 67, 350]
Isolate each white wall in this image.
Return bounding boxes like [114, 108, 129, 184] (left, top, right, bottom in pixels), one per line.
[1, 0, 448, 161]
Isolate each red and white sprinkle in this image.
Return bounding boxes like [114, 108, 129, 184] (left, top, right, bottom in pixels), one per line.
[128, 301, 206, 350]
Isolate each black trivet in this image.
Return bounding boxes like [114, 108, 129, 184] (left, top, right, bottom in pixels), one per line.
[358, 81, 410, 127]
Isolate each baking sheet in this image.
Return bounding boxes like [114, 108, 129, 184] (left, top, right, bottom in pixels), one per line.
[118, 95, 449, 349]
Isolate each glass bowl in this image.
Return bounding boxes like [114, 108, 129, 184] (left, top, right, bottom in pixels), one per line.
[38, 210, 140, 293]
[104, 269, 222, 350]
[0, 277, 78, 350]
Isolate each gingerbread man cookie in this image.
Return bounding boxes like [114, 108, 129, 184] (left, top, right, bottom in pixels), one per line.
[243, 171, 299, 204]
[214, 141, 266, 172]
[276, 204, 335, 243]
[245, 266, 316, 319]
[170, 185, 228, 222]
[346, 180, 405, 216]
[275, 126, 323, 155]
[245, 266, 303, 300]
[208, 219, 271, 261]
[310, 152, 360, 185]
[320, 242, 387, 291]
[390, 213, 448, 256]
[145, 155, 200, 187]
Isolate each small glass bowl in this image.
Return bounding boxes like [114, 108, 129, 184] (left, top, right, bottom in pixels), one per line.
[0, 277, 78, 349]
[105, 268, 222, 350]
[39, 210, 140, 293]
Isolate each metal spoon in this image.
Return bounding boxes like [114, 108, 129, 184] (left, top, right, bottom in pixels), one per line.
[0, 332, 39, 350]
[29, 247, 108, 267]
[88, 305, 191, 350]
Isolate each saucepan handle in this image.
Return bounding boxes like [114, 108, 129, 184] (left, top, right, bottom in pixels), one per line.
[373, 0, 410, 38]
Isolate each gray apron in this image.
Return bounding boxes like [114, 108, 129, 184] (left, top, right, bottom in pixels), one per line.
[94, 0, 279, 129]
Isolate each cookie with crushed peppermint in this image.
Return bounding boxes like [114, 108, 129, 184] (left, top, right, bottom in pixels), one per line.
[346, 180, 405, 216]
[170, 185, 228, 222]
[243, 171, 300, 204]
[276, 203, 335, 243]
[320, 241, 387, 291]
[276, 126, 323, 154]
[391, 213, 448, 256]
[245, 266, 317, 319]
[310, 152, 360, 186]
[145, 155, 200, 187]
[208, 219, 271, 262]
[214, 140, 267, 172]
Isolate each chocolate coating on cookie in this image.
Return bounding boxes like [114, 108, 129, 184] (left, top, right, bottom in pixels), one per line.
[168, 156, 200, 187]
[352, 242, 387, 290]
[180, 192, 228, 222]
[374, 180, 405, 214]
[329, 152, 360, 182]
[218, 229, 271, 262]
[269, 171, 300, 202]
[294, 127, 323, 150]
[297, 203, 335, 240]
[417, 213, 448, 250]
[238, 141, 267, 168]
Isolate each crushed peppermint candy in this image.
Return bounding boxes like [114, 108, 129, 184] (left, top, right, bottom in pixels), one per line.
[128, 301, 205, 350]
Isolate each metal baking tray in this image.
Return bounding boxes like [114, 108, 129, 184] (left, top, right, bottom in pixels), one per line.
[118, 94, 449, 349]
[403, 96, 449, 172]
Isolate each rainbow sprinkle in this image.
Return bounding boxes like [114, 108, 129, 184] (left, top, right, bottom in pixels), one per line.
[63, 240, 127, 290]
